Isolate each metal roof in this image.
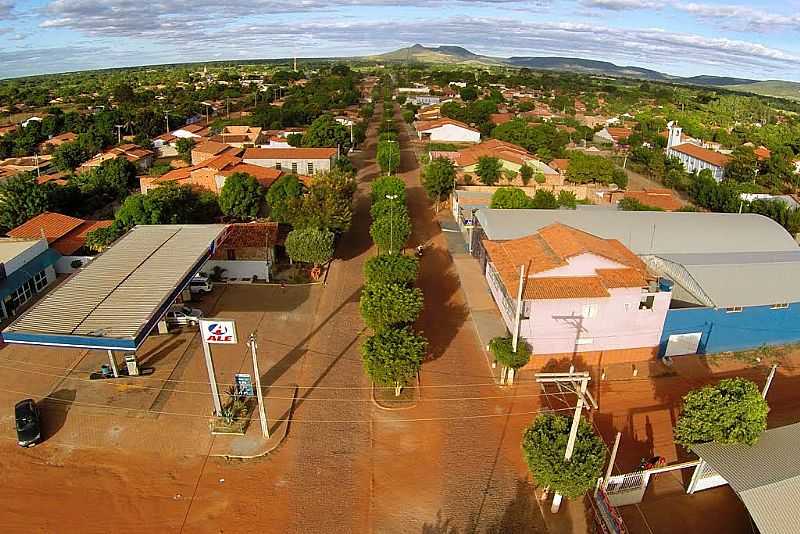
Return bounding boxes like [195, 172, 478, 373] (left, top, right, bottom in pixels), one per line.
[3, 224, 227, 350]
[475, 210, 798, 255]
[647, 251, 800, 308]
[692, 423, 800, 534]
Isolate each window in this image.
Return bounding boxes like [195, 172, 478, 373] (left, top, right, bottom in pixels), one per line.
[639, 295, 655, 310]
[32, 270, 47, 291]
[291, 162, 298, 174]
[771, 303, 789, 310]
[307, 162, 314, 174]
[582, 304, 598, 319]
[726, 306, 743, 313]
[575, 338, 594, 345]
[275, 162, 281, 170]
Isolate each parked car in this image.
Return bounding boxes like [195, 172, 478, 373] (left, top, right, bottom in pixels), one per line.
[189, 274, 213, 294]
[165, 305, 203, 326]
[15, 398, 41, 447]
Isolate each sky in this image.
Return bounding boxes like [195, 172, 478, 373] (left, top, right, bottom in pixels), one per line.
[2, 0, 800, 80]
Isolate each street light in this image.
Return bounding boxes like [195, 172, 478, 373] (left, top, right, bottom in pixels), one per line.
[385, 193, 398, 254]
[386, 139, 397, 176]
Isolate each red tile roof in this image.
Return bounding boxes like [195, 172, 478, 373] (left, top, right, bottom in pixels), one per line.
[7, 212, 112, 255]
[414, 118, 480, 134]
[669, 143, 730, 168]
[549, 159, 570, 172]
[218, 222, 279, 249]
[606, 127, 633, 142]
[489, 113, 515, 125]
[619, 189, 683, 211]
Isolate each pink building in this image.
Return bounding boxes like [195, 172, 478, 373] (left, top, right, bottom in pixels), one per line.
[483, 223, 671, 358]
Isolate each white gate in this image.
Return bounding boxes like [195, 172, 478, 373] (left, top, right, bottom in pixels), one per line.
[687, 459, 728, 493]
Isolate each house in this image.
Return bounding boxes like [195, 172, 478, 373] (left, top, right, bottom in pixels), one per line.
[489, 113, 515, 126]
[141, 152, 282, 194]
[38, 132, 78, 153]
[408, 95, 441, 107]
[153, 132, 178, 157]
[204, 222, 279, 282]
[0, 238, 59, 319]
[243, 147, 337, 175]
[472, 208, 800, 357]
[413, 118, 481, 143]
[482, 223, 671, 359]
[440, 139, 560, 184]
[416, 105, 441, 121]
[172, 122, 210, 139]
[7, 211, 113, 256]
[0, 155, 52, 180]
[593, 127, 632, 147]
[77, 144, 154, 173]
[191, 141, 240, 165]
[753, 145, 771, 161]
[665, 122, 730, 181]
[549, 159, 570, 177]
[574, 99, 587, 113]
[208, 126, 263, 148]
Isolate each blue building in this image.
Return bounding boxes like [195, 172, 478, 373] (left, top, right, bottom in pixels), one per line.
[0, 238, 59, 320]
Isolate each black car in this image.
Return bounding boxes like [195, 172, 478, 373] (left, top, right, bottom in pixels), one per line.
[15, 398, 41, 447]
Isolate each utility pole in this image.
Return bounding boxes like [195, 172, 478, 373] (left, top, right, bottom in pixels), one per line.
[386, 194, 398, 253]
[115, 124, 123, 144]
[249, 333, 269, 438]
[603, 432, 622, 489]
[507, 264, 527, 385]
[164, 112, 170, 134]
[762, 364, 778, 399]
[535, 371, 593, 513]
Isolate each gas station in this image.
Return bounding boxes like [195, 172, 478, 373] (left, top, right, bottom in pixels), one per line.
[2, 224, 229, 376]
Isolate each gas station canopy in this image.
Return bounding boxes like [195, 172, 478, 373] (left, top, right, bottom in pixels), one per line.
[2, 224, 228, 351]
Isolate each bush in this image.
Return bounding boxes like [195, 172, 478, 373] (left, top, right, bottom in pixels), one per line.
[489, 336, 531, 369]
[618, 197, 663, 211]
[361, 326, 427, 395]
[557, 190, 577, 209]
[371, 175, 406, 204]
[285, 227, 335, 266]
[370, 197, 406, 220]
[364, 254, 419, 286]
[370, 210, 412, 253]
[219, 172, 264, 219]
[360, 283, 424, 330]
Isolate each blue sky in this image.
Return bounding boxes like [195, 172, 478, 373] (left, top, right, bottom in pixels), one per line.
[2, 0, 800, 80]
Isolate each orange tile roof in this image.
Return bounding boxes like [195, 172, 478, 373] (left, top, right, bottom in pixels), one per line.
[454, 139, 534, 167]
[52, 220, 113, 255]
[606, 127, 632, 142]
[490, 113, 515, 125]
[525, 276, 609, 299]
[221, 163, 283, 189]
[620, 189, 683, 211]
[8, 212, 84, 242]
[669, 143, 730, 168]
[193, 140, 230, 156]
[243, 147, 337, 160]
[483, 223, 647, 300]
[549, 159, 570, 172]
[414, 118, 480, 134]
[218, 222, 279, 249]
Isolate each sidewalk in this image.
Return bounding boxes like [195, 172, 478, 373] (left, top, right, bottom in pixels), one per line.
[437, 211, 508, 379]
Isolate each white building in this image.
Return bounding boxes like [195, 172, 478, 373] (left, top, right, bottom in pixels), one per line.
[0, 238, 59, 319]
[243, 147, 337, 175]
[665, 122, 730, 182]
[413, 118, 480, 143]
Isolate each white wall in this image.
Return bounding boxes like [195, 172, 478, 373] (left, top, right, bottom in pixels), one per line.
[243, 157, 332, 174]
[55, 255, 93, 274]
[204, 260, 272, 282]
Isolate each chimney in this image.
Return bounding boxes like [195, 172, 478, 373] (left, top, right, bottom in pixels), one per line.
[666, 121, 682, 149]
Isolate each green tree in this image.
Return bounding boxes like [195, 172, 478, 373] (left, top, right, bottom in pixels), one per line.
[674, 377, 769, 446]
[219, 172, 264, 219]
[370, 209, 412, 254]
[520, 164, 533, 185]
[459, 86, 478, 102]
[289, 169, 356, 233]
[301, 114, 351, 151]
[361, 327, 427, 396]
[521, 413, 606, 499]
[176, 137, 195, 163]
[490, 187, 532, 209]
[285, 227, 335, 266]
[489, 336, 531, 384]
[724, 147, 758, 183]
[266, 174, 303, 223]
[530, 189, 558, 209]
[364, 254, 419, 286]
[618, 197, 663, 211]
[422, 157, 456, 208]
[557, 190, 577, 209]
[371, 175, 406, 204]
[0, 172, 50, 232]
[360, 283, 424, 330]
[85, 223, 125, 252]
[377, 140, 400, 174]
[115, 183, 220, 228]
[52, 141, 88, 172]
[476, 156, 503, 186]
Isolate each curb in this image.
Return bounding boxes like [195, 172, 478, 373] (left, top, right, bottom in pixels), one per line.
[370, 373, 421, 411]
[212, 384, 298, 460]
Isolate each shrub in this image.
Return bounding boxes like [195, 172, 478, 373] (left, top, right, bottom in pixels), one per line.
[360, 283, 424, 330]
[285, 227, 335, 266]
[364, 254, 419, 286]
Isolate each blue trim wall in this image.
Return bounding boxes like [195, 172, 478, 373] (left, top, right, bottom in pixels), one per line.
[660, 303, 800, 355]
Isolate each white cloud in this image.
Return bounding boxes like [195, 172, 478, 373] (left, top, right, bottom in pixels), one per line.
[674, 3, 800, 32]
[579, 0, 659, 9]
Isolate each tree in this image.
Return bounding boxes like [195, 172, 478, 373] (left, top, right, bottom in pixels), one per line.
[530, 189, 558, 209]
[266, 174, 304, 223]
[422, 157, 456, 208]
[476, 156, 503, 186]
[115, 183, 220, 228]
[285, 227, 335, 266]
[611, 167, 629, 189]
[0, 172, 50, 232]
[176, 137, 195, 163]
[490, 187, 533, 209]
[302, 114, 351, 152]
[674, 377, 768, 446]
[219, 172, 264, 219]
[85, 223, 125, 252]
[521, 413, 606, 499]
[618, 197, 663, 211]
[286, 133, 303, 147]
[459, 86, 479, 102]
[289, 169, 356, 233]
[360, 283, 424, 330]
[489, 336, 531, 384]
[724, 147, 758, 183]
[364, 254, 419, 286]
[377, 140, 400, 174]
[52, 141, 88, 172]
[370, 209, 412, 254]
[371, 175, 406, 204]
[520, 164, 533, 185]
[557, 190, 577, 209]
[361, 327, 427, 396]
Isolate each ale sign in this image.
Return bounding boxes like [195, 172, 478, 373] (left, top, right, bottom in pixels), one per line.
[200, 319, 238, 344]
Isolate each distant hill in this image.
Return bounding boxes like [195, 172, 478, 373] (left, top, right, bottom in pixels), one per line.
[506, 56, 670, 81]
[363, 45, 800, 100]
